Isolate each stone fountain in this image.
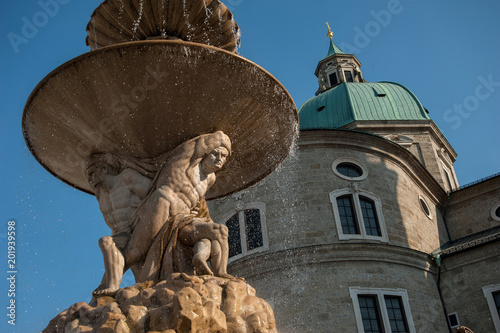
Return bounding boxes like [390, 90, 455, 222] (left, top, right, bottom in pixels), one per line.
[22, 0, 298, 332]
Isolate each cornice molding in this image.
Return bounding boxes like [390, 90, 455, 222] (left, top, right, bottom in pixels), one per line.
[228, 242, 436, 279]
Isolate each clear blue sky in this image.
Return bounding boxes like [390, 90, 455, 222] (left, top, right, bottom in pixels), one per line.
[1, 1, 499, 332]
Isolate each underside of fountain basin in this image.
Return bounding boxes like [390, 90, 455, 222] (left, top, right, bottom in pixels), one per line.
[22, 40, 298, 200]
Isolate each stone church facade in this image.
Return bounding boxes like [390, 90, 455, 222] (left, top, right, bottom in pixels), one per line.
[209, 33, 500, 333]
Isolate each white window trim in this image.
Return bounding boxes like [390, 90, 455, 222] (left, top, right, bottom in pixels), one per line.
[491, 202, 500, 222]
[447, 312, 460, 329]
[332, 157, 369, 181]
[349, 287, 416, 333]
[329, 188, 388, 242]
[418, 195, 433, 220]
[220, 202, 269, 263]
[483, 283, 500, 332]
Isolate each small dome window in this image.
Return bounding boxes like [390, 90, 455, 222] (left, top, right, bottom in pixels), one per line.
[419, 196, 432, 219]
[373, 86, 387, 97]
[332, 158, 368, 181]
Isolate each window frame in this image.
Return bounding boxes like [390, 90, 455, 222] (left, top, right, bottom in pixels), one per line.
[350, 287, 416, 333]
[330, 189, 388, 242]
[447, 312, 460, 329]
[491, 202, 500, 222]
[332, 158, 369, 181]
[328, 71, 339, 86]
[483, 283, 500, 332]
[220, 202, 269, 262]
[344, 70, 354, 82]
[440, 161, 456, 192]
[325, 65, 339, 87]
[418, 195, 433, 220]
[437, 149, 457, 192]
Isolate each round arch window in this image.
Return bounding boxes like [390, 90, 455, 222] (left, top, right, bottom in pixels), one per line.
[419, 196, 432, 219]
[492, 203, 500, 222]
[332, 158, 368, 181]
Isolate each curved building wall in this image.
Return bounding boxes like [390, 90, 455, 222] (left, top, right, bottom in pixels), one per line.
[231, 245, 447, 332]
[208, 130, 450, 332]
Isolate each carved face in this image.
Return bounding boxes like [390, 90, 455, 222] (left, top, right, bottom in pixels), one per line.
[201, 147, 229, 173]
[86, 163, 109, 189]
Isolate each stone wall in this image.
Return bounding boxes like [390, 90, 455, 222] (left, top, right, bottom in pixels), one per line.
[440, 242, 500, 332]
[446, 176, 500, 239]
[229, 244, 447, 333]
[344, 120, 458, 192]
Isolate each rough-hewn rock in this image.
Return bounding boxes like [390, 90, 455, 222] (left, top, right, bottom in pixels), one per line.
[43, 274, 277, 333]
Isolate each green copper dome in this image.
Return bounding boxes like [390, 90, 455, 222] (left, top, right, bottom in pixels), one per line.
[298, 82, 430, 130]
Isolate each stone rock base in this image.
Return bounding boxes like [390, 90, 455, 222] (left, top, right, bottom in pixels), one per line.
[43, 273, 277, 333]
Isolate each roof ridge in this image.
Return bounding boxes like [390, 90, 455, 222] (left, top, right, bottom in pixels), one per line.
[431, 225, 500, 257]
[452, 172, 500, 192]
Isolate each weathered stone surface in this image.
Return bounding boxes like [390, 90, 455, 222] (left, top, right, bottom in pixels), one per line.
[151, 287, 175, 307]
[173, 287, 205, 332]
[97, 296, 116, 308]
[149, 306, 174, 331]
[125, 305, 148, 332]
[116, 287, 140, 305]
[95, 312, 127, 333]
[74, 326, 92, 333]
[204, 300, 226, 333]
[226, 315, 247, 333]
[43, 275, 277, 333]
[64, 319, 79, 333]
[115, 318, 131, 333]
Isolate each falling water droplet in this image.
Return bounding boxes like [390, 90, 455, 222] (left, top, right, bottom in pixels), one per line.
[132, 0, 145, 39]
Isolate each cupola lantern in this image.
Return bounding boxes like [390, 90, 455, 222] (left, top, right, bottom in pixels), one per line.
[315, 23, 365, 95]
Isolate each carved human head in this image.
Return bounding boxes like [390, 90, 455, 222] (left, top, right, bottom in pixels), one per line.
[82, 153, 119, 188]
[201, 146, 230, 173]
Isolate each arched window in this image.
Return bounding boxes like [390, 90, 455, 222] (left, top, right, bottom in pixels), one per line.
[360, 197, 381, 236]
[337, 195, 359, 234]
[221, 203, 268, 261]
[330, 189, 387, 241]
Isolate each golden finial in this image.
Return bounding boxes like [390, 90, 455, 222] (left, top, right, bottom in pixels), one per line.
[326, 22, 333, 40]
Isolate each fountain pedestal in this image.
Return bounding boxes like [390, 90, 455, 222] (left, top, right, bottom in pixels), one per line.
[44, 274, 277, 333]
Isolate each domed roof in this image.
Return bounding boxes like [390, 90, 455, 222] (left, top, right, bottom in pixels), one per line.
[298, 82, 430, 130]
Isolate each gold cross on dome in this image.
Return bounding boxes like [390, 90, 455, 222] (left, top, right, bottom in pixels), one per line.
[326, 22, 333, 40]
